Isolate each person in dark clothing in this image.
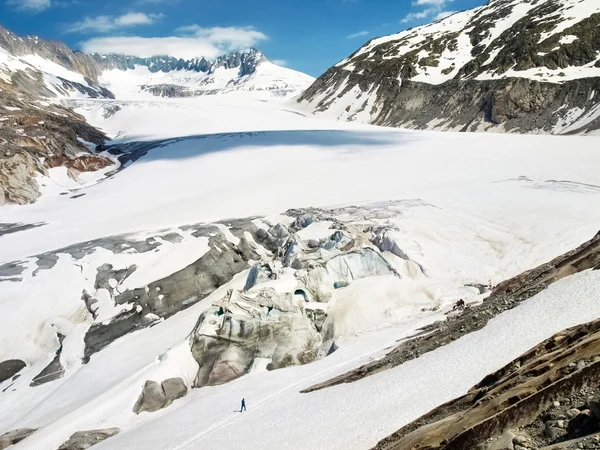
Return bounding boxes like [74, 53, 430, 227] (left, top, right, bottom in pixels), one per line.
[452, 299, 466, 312]
[240, 398, 246, 412]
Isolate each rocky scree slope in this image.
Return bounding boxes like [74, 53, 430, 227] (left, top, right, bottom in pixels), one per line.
[299, 0, 600, 134]
[0, 81, 111, 206]
[0, 26, 117, 206]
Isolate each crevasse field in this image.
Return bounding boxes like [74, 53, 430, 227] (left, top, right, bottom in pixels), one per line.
[1, 90, 600, 450]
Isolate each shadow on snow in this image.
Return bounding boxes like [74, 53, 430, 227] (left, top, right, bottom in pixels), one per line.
[101, 129, 421, 167]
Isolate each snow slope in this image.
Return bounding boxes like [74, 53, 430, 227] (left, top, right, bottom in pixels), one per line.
[2, 62, 600, 450]
[0, 46, 102, 98]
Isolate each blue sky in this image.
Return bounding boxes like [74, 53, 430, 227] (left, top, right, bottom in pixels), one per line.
[1, 0, 486, 76]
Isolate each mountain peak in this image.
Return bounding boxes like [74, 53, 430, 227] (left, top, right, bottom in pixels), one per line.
[90, 47, 268, 76]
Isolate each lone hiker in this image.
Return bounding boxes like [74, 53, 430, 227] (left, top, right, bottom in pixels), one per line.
[240, 398, 246, 412]
[453, 299, 466, 311]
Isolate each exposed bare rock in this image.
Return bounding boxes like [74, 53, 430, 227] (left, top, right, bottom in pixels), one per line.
[299, 1, 600, 134]
[191, 288, 323, 387]
[45, 154, 113, 172]
[0, 428, 36, 450]
[373, 318, 600, 450]
[57, 428, 120, 450]
[133, 378, 188, 414]
[0, 79, 111, 205]
[133, 380, 167, 414]
[0, 26, 101, 82]
[162, 378, 188, 406]
[0, 359, 26, 384]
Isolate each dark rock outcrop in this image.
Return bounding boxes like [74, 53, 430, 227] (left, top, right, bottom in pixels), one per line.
[30, 333, 65, 386]
[373, 318, 600, 450]
[0, 79, 111, 205]
[133, 380, 167, 413]
[91, 48, 265, 77]
[0, 360, 26, 384]
[0, 429, 36, 450]
[133, 378, 187, 414]
[301, 65, 600, 135]
[57, 428, 120, 450]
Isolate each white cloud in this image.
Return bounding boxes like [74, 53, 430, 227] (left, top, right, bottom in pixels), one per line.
[347, 30, 369, 39]
[434, 10, 456, 20]
[66, 12, 164, 34]
[175, 25, 267, 49]
[80, 26, 268, 59]
[271, 59, 287, 67]
[401, 0, 454, 24]
[401, 10, 432, 23]
[7, 0, 51, 12]
[413, 0, 449, 6]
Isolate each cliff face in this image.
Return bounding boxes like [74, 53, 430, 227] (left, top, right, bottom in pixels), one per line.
[0, 80, 110, 206]
[0, 26, 116, 206]
[299, 0, 600, 134]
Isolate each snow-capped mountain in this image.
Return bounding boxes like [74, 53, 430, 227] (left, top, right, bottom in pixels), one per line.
[93, 49, 314, 98]
[299, 0, 600, 134]
[0, 24, 313, 205]
[0, 25, 313, 101]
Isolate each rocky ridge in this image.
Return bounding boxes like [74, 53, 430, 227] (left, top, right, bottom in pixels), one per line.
[91, 48, 265, 77]
[299, 0, 600, 134]
[374, 314, 600, 450]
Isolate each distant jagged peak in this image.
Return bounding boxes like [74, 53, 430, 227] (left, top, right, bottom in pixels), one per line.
[90, 47, 268, 76]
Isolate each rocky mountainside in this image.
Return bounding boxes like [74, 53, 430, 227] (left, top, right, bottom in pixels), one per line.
[0, 27, 117, 206]
[0, 27, 101, 82]
[0, 80, 111, 206]
[299, 0, 600, 134]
